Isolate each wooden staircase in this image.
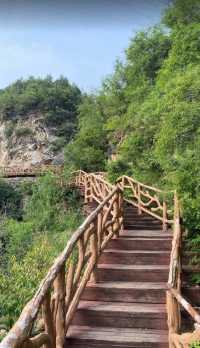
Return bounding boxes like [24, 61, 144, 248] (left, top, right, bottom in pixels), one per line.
[2, 171, 199, 348]
[65, 203, 171, 347]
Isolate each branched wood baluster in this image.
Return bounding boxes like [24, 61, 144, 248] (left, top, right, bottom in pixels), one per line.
[65, 262, 75, 312]
[118, 188, 123, 233]
[167, 290, 181, 348]
[90, 220, 98, 283]
[97, 212, 103, 253]
[163, 201, 168, 233]
[65, 233, 98, 333]
[113, 193, 119, 238]
[52, 266, 66, 348]
[167, 191, 182, 346]
[42, 291, 55, 348]
[138, 184, 142, 215]
[73, 236, 85, 288]
[22, 333, 52, 348]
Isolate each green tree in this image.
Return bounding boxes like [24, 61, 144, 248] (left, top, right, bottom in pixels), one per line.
[163, 0, 200, 28]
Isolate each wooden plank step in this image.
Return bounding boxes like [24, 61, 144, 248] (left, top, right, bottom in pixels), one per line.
[121, 230, 172, 238]
[65, 326, 168, 347]
[82, 281, 167, 303]
[124, 225, 162, 230]
[99, 249, 170, 265]
[96, 264, 169, 282]
[72, 301, 167, 330]
[124, 217, 161, 223]
[182, 286, 200, 305]
[107, 237, 172, 251]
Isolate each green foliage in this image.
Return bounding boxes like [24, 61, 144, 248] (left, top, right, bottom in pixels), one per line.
[107, 159, 132, 183]
[63, 0, 200, 286]
[0, 235, 67, 327]
[0, 181, 22, 219]
[4, 123, 15, 139]
[190, 342, 200, 348]
[163, 0, 200, 28]
[0, 174, 83, 327]
[0, 76, 81, 148]
[15, 127, 33, 137]
[50, 137, 66, 153]
[65, 95, 108, 171]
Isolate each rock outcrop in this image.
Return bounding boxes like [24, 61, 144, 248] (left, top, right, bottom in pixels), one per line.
[0, 112, 64, 167]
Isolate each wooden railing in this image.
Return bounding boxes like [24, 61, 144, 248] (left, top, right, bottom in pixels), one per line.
[0, 165, 63, 178]
[1, 170, 199, 348]
[167, 192, 200, 347]
[73, 170, 114, 204]
[0, 171, 123, 348]
[117, 175, 174, 232]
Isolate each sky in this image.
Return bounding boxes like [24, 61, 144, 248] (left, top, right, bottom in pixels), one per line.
[0, 0, 170, 91]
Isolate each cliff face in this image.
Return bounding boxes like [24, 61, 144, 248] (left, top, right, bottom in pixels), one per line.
[0, 112, 64, 167]
[0, 76, 81, 167]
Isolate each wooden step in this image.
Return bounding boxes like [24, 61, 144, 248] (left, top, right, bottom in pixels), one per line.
[107, 237, 172, 251]
[72, 301, 167, 330]
[96, 264, 169, 282]
[99, 249, 170, 265]
[82, 282, 167, 304]
[121, 230, 172, 238]
[65, 326, 168, 347]
[182, 286, 200, 305]
[124, 217, 161, 223]
[124, 224, 162, 230]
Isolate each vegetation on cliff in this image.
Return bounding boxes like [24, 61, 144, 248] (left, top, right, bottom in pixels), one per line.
[0, 0, 200, 334]
[65, 0, 200, 282]
[0, 175, 83, 330]
[0, 76, 82, 155]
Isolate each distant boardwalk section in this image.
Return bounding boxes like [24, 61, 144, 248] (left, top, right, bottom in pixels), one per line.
[0, 165, 63, 178]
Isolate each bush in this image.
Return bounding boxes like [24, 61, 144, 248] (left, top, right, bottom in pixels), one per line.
[107, 159, 132, 183]
[50, 137, 66, 153]
[0, 181, 22, 219]
[15, 127, 33, 137]
[190, 342, 200, 348]
[4, 123, 15, 139]
[0, 173, 83, 327]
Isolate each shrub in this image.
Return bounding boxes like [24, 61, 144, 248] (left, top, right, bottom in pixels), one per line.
[0, 181, 22, 219]
[4, 123, 15, 139]
[190, 342, 200, 348]
[15, 127, 33, 137]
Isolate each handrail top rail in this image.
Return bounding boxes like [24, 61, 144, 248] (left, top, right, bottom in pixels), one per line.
[0, 185, 120, 348]
[72, 170, 114, 189]
[117, 175, 175, 195]
[168, 286, 200, 325]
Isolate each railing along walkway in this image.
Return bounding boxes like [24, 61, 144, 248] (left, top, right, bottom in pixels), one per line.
[0, 170, 199, 348]
[0, 170, 123, 348]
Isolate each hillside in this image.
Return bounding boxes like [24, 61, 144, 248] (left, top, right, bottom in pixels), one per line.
[0, 0, 200, 340]
[0, 76, 81, 166]
[65, 0, 200, 239]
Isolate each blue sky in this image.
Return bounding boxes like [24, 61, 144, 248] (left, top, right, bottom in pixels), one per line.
[0, 0, 169, 91]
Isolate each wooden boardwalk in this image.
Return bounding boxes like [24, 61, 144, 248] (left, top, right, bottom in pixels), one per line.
[66, 203, 170, 347]
[1, 170, 200, 348]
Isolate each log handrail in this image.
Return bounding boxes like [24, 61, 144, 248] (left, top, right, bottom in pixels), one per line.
[1, 169, 199, 348]
[0, 171, 123, 348]
[167, 191, 200, 347]
[117, 174, 174, 231]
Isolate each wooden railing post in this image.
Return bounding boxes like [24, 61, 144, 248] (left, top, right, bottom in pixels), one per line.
[137, 184, 142, 215]
[42, 292, 55, 348]
[84, 176, 90, 203]
[52, 266, 66, 348]
[166, 290, 181, 348]
[163, 201, 167, 232]
[90, 229, 98, 283]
